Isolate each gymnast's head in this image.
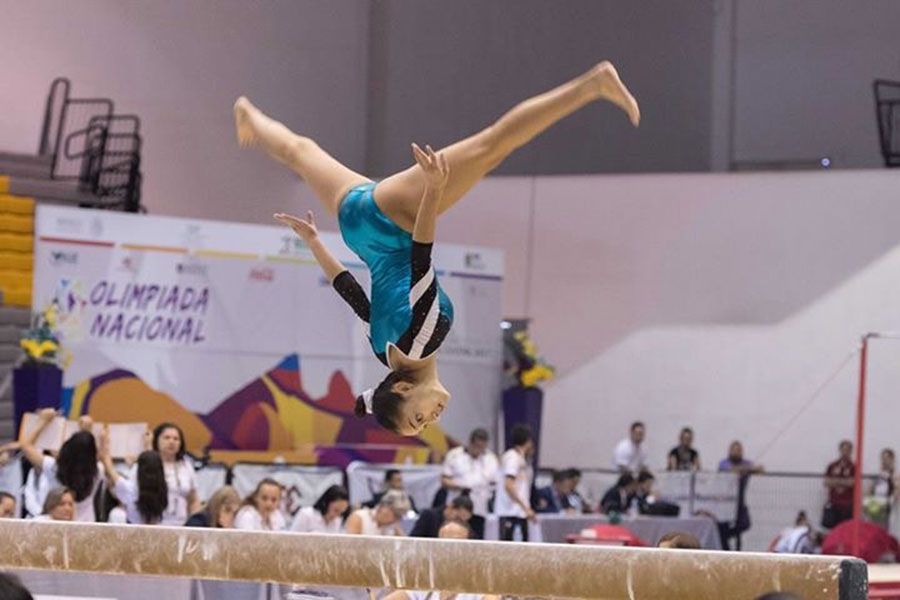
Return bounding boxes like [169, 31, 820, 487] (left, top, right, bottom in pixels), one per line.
[354, 368, 450, 436]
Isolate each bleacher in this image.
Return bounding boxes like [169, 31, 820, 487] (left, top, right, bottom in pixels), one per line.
[0, 78, 144, 440]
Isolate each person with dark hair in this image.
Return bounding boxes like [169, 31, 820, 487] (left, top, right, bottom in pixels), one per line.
[667, 427, 700, 471]
[410, 495, 475, 538]
[345, 489, 411, 536]
[866, 447, 897, 527]
[613, 421, 647, 475]
[563, 468, 592, 514]
[755, 594, 803, 600]
[236, 478, 287, 531]
[20, 409, 102, 521]
[238, 61, 640, 436]
[718, 440, 764, 550]
[100, 433, 168, 525]
[771, 511, 821, 554]
[0, 572, 34, 600]
[535, 470, 576, 514]
[291, 485, 350, 533]
[32, 486, 75, 521]
[364, 469, 418, 512]
[151, 422, 200, 525]
[495, 424, 535, 541]
[600, 473, 638, 514]
[441, 427, 497, 537]
[0, 491, 16, 518]
[186, 486, 241, 528]
[822, 440, 855, 530]
[657, 531, 701, 549]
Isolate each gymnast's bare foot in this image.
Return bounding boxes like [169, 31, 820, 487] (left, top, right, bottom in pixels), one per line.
[234, 96, 258, 147]
[589, 61, 640, 126]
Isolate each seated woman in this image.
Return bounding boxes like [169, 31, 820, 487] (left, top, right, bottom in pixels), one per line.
[345, 489, 410, 536]
[600, 473, 638, 515]
[235, 478, 287, 531]
[185, 486, 241, 528]
[291, 485, 350, 534]
[99, 435, 168, 525]
[31, 486, 75, 521]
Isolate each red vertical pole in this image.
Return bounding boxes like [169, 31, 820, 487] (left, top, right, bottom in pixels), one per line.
[852, 335, 868, 558]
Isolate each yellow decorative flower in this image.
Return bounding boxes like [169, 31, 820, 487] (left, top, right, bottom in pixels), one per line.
[20, 339, 59, 359]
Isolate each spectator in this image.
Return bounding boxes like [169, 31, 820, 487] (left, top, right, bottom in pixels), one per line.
[0, 491, 16, 518]
[535, 470, 576, 514]
[235, 478, 287, 531]
[345, 489, 410, 535]
[822, 440, 855, 529]
[410, 495, 474, 538]
[437, 519, 471, 540]
[718, 440, 763, 550]
[613, 421, 647, 475]
[364, 469, 418, 513]
[99, 434, 168, 525]
[33, 486, 75, 521]
[771, 511, 820, 554]
[564, 468, 593, 514]
[0, 572, 34, 600]
[20, 409, 102, 521]
[865, 447, 897, 527]
[667, 427, 700, 471]
[186, 486, 241, 528]
[151, 422, 200, 525]
[657, 531, 701, 549]
[441, 427, 498, 531]
[495, 424, 536, 542]
[291, 485, 350, 534]
[600, 473, 638, 515]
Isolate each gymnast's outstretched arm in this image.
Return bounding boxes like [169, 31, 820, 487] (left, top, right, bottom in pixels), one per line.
[275, 210, 370, 324]
[410, 143, 449, 245]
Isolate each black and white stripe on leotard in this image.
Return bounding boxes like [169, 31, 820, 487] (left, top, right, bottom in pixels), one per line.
[331, 241, 450, 367]
[392, 241, 451, 361]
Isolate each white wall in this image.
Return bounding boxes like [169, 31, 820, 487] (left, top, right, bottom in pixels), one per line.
[0, 0, 370, 225]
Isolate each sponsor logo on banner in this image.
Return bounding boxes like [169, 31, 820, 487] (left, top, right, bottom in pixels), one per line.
[55, 216, 83, 235]
[176, 263, 208, 277]
[50, 251, 78, 266]
[249, 267, 274, 282]
[90, 217, 104, 239]
[118, 255, 139, 274]
[279, 235, 308, 256]
[465, 252, 485, 271]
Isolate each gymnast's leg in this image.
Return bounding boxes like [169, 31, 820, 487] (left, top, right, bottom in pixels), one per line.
[234, 97, 371, 215]
[375, 61, 640, 230]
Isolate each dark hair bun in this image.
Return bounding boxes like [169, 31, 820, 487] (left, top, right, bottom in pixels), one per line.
[354, 395, 367, 418]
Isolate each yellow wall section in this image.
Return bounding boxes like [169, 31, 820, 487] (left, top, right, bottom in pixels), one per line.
[262, 375, 344, 446]
[85, 378, 213, 454]
[67, 380, 91, 418]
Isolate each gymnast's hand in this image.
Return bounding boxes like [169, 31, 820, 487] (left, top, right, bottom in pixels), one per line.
[275, 210, 319, 243]
[412, 143, 449, 191]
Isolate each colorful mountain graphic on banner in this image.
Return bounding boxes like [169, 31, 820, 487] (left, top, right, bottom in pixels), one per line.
[63, 354, 453, 466]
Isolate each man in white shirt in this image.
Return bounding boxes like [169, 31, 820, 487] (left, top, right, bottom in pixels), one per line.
[441, 427, 498, 538]
[613, 421, 647, 475]
[494, 424, 535, 541]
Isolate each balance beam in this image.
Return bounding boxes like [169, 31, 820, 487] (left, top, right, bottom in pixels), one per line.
[0, 520, 867, 599]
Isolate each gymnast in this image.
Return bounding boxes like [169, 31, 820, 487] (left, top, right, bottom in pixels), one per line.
[235, 61, 639, 435]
